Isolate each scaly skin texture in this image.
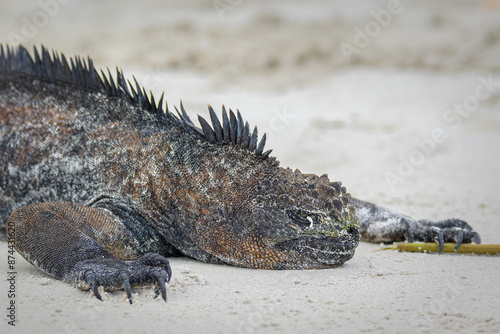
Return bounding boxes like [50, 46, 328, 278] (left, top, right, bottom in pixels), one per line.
[0, 46, 480, 302]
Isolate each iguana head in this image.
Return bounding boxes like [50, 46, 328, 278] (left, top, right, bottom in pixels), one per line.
[186, 149, 360, 270]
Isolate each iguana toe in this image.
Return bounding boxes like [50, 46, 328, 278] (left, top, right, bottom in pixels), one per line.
[472, 231, 481, 244]
[152, 271, 168, 301]
[454, 228, 464, 250]
[139, 253, 172, 283]
[120, 272, 133, 304]
[432, 227, 445, 253]
[86, 272, 102, 301]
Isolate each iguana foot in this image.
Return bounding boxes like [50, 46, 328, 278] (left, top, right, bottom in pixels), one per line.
[353, 198, 481, 251]
[67, 252, 172, 303]
[409, 219, 481, 253]
[10, 202, 174, 304]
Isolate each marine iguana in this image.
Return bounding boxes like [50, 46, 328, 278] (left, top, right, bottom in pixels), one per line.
[0, 45, 480, 303]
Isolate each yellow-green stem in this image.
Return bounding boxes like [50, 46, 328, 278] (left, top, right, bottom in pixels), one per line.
[384, 243, 500, 255]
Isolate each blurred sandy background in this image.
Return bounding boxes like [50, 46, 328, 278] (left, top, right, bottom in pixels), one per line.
[1, 1, 499, 333]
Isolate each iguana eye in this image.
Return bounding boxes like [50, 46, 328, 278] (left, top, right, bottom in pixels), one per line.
[306, 216, 314, 228]
[286, 209, 319, 229]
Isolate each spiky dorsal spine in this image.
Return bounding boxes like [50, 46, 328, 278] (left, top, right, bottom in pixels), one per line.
[0, 44, 272, 158]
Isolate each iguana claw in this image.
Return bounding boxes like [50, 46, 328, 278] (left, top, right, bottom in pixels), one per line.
[472, 231, 481, 244]
[87, 272, 102, 301]
[121, 272, 133, 304]
[454, 229, 464, 251]
[432, 227, 444, 253]
[153, 272, 168, 301]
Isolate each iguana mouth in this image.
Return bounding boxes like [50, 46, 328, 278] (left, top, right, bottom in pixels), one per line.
[274, 228, 360, 267]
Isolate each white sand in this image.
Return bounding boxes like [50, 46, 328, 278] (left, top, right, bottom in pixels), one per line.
[1, 1, 499, 333]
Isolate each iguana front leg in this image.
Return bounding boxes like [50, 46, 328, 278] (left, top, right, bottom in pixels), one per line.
[351, 198, 481, 252]
[9, 202, 172, 303]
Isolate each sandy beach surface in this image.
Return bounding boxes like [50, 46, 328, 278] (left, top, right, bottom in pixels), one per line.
[1, 1, 500, 333]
